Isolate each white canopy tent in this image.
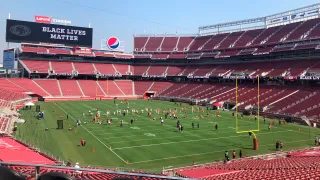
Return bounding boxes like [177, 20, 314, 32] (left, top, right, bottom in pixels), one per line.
[24, 102, 35, 106]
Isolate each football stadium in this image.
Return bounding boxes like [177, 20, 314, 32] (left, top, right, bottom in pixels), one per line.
[1, 2, 320, 180]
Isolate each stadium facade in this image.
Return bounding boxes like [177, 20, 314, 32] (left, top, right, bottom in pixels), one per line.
[1, 3, 320, 180]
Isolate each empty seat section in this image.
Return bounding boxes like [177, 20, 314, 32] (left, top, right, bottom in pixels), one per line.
[34, 80, 61, 96]
[134, 81, 154, 95]
[188, 36, 212, 51]
[234, 29, 264, 47]
[128, 65, 134, 75]
[286, 18, 320, 41]
[21, 46, 47, 53]
[267, 61, 292, 77]
[288, 60, 314, 76]
[203, 34, 229, 50]
[114, 80, 133, 95]
[134, 37, 149, 51]
[160, 83, 185, 95]
[211, 65, 232, 76]
[9, 78, 49, 96]
[0, 117, 9, 132]
[22, 60, 49, 73]
[0, 79, 27, 92]
[267, 90, 307, 112]
[267, 22, 302, 43]
[51, 61, 73, 74]
[306, 23, 320, 39]
[150, 82, 173, 94]
[144, 37, 163, 51]
[259, 88, 288, 107]
[147, 66, 167, 75]
[78, 80, 104, 97]
[113, 64, 129, 75]
[160, 37, 178, 51]
[73, 62, 94, 74]
[177, 37, 194, 51]
[94, 64, 115, 74]
[180, 65, 201, 76]
[251, 26, 282, 45]
[134, 66, 149, 75]
[166, 66, 184, 76]
[0, 88, 27, 101]
[59, 80, 83, 96]
[98, 81, 123, 96]
[289, 92, 320, 114]
[309, 61, 320, 71]
[218, 31, 244, 49]
[193, 65, 216, 76]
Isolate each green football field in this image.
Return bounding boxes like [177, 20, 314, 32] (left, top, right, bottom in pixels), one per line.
[14, 100, 320, 172]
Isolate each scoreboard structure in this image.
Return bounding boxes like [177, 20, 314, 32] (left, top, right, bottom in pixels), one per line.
[6, 19, 93, 47]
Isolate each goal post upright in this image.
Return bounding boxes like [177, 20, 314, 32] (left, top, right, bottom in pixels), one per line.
[234, 75, 260, 150]
[258, 75, 260, 131]
[96, 77, 98, 97]
[236, 75, 238, 133]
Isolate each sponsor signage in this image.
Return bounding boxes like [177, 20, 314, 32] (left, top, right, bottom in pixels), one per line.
[300, 76, 320, 80]
[223, 76, 246, 79]
[266, 9, 319, 25]
[6, 19, 92, 47]
[3, 49, 15, 69]
[74, 47, 92, 54]
[284, 76, 297, 80]
[107, 37, 120, 50]
[98, 74, 123, 78]
[142, 74, 166, 78]
[34, 15, 72, 25]
[187, 75, 209, 79]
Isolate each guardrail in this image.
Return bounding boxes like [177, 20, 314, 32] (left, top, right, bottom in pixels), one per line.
[0, 162, 195, 180]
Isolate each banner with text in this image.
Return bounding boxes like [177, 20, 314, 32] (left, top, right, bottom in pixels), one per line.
[6, 19, 92, 47]
[3, 49, 15, 69]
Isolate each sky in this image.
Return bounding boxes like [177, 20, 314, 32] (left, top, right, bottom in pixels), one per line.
[0, 0, 319, 62]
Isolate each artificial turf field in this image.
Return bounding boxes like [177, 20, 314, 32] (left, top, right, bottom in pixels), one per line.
[14, 100, 320, 172]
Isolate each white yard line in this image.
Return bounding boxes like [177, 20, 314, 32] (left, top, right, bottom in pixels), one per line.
[100, 126, 268, 144]
[113, 129, 293, 150]
[53, 102, 127, 163]
[128, 139, 311, 164]
[107, 134, 194, 144]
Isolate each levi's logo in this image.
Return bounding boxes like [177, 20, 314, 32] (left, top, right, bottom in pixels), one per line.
[34, 16, 52, 23]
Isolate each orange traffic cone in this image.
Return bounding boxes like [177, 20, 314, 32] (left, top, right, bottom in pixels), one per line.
[74, 130, 76, 134]
[92, 149, 95, 153]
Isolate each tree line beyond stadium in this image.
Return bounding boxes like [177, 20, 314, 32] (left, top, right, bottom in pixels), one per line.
[6, 19, 93, 47]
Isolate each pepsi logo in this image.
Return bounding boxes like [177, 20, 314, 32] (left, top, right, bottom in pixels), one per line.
[107, 37, 120, 50]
